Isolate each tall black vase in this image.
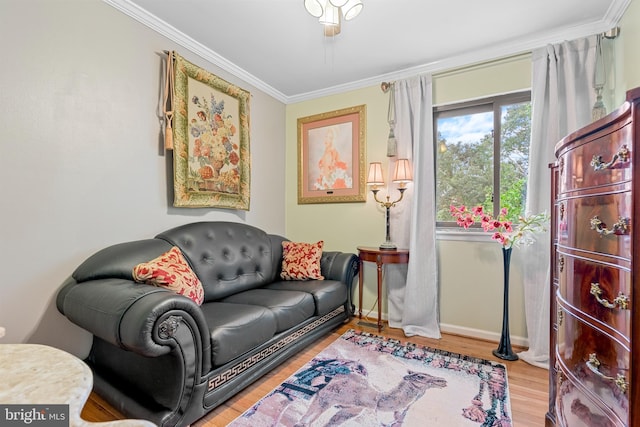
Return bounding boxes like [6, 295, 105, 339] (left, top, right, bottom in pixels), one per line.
[492, 247, 519, 361]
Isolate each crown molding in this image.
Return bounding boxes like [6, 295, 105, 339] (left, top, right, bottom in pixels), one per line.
[102, 0, 289, 103]
[288, 5, 629, 103]
[605, 0, 632, 24]
[104, 0, 630, 105]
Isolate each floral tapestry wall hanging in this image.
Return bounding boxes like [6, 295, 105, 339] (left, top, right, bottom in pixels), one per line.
[297, 105, 366, 204]
[168, 51, 250, 209]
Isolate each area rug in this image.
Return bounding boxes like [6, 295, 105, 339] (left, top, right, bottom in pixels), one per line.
[228, 329, 512, 426]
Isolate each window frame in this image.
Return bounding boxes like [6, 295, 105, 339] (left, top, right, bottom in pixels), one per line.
[433, 91, 531, 229]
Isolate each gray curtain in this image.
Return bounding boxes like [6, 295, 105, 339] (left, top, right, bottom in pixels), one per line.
[386, 75, 441, 338]
[522, 35, 606, 368]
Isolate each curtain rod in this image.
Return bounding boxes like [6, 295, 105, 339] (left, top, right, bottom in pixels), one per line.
[381, 25, 620, 88]
[379, 52, 532, 88]
[602, 26, 620, 39]
[433, 52, 532, 79]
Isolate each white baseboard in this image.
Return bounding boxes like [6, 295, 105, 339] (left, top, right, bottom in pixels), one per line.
[357, 310, 529, 348]
[439, 322, 529, 348]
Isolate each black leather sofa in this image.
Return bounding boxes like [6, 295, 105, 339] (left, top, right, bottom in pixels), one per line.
[56, 221, 358, 427]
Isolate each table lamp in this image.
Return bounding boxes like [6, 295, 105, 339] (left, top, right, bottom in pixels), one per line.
[366, 158, 413, 250]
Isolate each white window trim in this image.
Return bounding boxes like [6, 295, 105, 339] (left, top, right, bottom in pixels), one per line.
[436, 228, 495, 242]
[434, 90, 531, 230]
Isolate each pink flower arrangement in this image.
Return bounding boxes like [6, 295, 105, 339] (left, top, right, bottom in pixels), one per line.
[450, 205, 549, 249]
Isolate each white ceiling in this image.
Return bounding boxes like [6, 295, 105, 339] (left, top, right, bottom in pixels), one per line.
[106, 0, 629, 103]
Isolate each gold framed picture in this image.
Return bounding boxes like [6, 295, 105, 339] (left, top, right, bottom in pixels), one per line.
[297, 105, 366, 204]
[170, 51, 250, 209]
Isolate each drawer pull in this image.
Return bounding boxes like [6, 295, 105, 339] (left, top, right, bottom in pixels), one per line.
[586, 353, 628, 393]
[557, 308, 564, 326]
[590, 216, 630, 236]
[590, 144, 630, 171]
[590, 283, 630, 310]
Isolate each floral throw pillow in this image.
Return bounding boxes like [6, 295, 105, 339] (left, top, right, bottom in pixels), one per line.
[132, 246, 204, 305]
[280, 240, 325, 281]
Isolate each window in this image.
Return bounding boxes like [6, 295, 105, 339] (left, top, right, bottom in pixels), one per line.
[434, 92, 531, 226]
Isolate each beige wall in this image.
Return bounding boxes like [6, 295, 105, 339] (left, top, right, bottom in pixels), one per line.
[618, 0, 640, 101]
[433, 54, 532, 105]
[286, 56, 533, 342]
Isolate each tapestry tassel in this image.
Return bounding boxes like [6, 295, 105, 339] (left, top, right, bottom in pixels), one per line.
[165, 113, 174, 151]
[164, 51, 175, 150]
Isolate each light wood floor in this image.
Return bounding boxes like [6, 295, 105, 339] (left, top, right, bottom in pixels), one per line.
[81, 318, 550, 426]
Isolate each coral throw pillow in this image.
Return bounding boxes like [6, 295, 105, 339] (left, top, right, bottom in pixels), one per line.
[132, 246, 204, 305]
[280, 240, 325, 281]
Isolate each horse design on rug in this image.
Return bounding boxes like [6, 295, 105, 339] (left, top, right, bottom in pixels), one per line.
[294, 369, 447, 426]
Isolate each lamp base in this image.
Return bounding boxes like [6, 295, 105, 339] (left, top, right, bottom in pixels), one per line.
[379, 241, 397, 250]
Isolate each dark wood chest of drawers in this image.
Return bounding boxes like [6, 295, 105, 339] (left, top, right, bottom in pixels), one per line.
[548, 87, 640, 426]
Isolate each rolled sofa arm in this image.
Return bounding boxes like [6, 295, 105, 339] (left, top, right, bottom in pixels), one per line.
[57, 277, 211, 360]
[320, 251, 359, 316]
[57, 276, 213, 424]
[56, 238, 212, 373]
[321, 251, 359, 284]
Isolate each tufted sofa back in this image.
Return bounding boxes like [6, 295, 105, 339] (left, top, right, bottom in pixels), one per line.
[156, 221, 284, 302]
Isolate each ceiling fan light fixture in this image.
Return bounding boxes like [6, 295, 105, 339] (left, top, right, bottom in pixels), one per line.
[329, 0, 349, 7]
[324, 23, 341, 36]
[342, 0, 363, 20]
[304, 0, 324, 18]
[303, 0, 362, 37]
[319, 2, 341, 26]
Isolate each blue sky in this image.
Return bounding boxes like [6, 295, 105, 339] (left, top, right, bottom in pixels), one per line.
[437, 111, 493, 145]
